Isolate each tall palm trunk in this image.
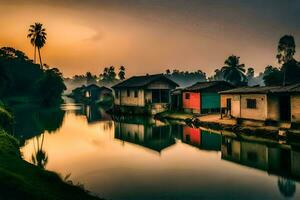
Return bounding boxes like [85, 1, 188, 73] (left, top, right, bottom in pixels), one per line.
[34, 45, 36, 63]
[38, 47, 43, 69]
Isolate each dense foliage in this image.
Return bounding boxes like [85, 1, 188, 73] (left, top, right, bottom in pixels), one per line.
[165, 69, 206, 87]
[0, 47, 66, 106]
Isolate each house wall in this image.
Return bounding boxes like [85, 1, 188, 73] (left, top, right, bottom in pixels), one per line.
[182, 91, 200, 113]
[201, 92, 220, 110]
[114, 89, 145, 107]
[221, 94, 241, 117]
[267, 94, 280, 121]
[291, 94, 300, 124]
[240, 94, 267, 121]
[221, 94, 267, 120]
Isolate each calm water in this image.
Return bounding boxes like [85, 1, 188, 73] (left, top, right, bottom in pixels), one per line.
[12, 99, 300, 200]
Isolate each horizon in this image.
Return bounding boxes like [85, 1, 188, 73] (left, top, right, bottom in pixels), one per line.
[1, 0, 300, 78]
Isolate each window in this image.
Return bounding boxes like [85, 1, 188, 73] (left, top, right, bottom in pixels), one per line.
[152, 90, 160, 103]
[127, 89, 130, 97]
[134, 90, 138, 98]
[246, 99, 256, 109]
[185, 93, 190, 99]
[115, 90, 119, 98]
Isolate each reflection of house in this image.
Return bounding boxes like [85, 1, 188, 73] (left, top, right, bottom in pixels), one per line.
[75, 104, 112, 123]
[221, 136, 300, 180]
[182, 126, 221, 151]
[114, 116, 175, 152]
[220, 84, 300, 127]
[112, 74, 179, 115]
[182, 81, 234, 114]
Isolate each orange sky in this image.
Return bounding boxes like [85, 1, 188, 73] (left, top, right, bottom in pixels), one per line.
[1, 1, 300, 77]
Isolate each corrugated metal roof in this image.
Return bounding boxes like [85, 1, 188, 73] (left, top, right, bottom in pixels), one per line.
[112, 74, 179, 88]
[220, 83, 300, 94]
[183, 81, 233, 91]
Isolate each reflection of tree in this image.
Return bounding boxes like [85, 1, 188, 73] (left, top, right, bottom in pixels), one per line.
[103, 121, 113, 131]
[31, 133, 48, 169]
[278, 177, 296, 198]
[13, 106, 65, 145]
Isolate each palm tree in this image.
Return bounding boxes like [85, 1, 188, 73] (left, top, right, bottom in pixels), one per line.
[221, 55, 246, 86]
[27, 23, 47, 69]
[118, 66, 126, 80]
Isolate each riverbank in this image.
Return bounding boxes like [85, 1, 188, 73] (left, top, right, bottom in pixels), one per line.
[0, 104, 101, 200]
[0, 129, 101, 200]
[155, 111, 300, 139]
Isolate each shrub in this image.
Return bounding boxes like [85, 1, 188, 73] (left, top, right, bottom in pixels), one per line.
[0, 107, 13, 133]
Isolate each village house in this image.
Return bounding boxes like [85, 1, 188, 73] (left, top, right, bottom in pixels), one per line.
[220, 84, 300, 127]
[181, 81, 234, 114]
[112, 74, 179, 115]
[72, 84, 112, 103]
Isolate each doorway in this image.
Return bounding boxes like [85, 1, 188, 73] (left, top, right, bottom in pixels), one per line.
[279, 95, 291, 121]
[226, 98, 232, 116]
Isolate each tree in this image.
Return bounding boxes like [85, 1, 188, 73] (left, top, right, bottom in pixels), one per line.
[246, 67, 255, 79]
[277, 35, 296, 64]
[221, 55, 247, 86]
[108, 66, 116, 81]
[263, 66, 283, 86]
[35, 68, 66, 106]
[166, 69, 171, 75]
[276, 35, 296, 85]
[209, 69, 224, 81]
[86, 72, 97, 85]
[0, 62, 10, 95]
[118, 66, 126, 80]
[27, 23, 47, 69]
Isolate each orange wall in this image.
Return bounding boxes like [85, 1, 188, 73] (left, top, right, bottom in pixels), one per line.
[182, 91, 201, 111]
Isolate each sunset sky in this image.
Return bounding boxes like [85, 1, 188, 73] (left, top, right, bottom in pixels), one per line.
[1, 0, 300, 77]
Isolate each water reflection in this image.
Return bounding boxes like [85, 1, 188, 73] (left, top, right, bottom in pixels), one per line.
[114, 116, 175, 153]
[17, 103, 300, 199]
[12, 105, 65, 145]
[182, 126, 221, 151]
[75, 104, 111, 124]
[31, 134, 48, 169]
[221, 134, 300, 198]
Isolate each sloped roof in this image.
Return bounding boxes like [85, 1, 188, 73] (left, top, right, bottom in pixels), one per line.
[220, 83, 300, 94]
[183, 81, 233, 92]
[112, 74, 179, 88]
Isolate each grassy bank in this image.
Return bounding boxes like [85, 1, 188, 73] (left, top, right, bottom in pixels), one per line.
[0, 106, 101, 200]
[0, 129, 101, 200]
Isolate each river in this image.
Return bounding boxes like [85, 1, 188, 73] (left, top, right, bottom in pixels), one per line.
[11, 99, 300, 200]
